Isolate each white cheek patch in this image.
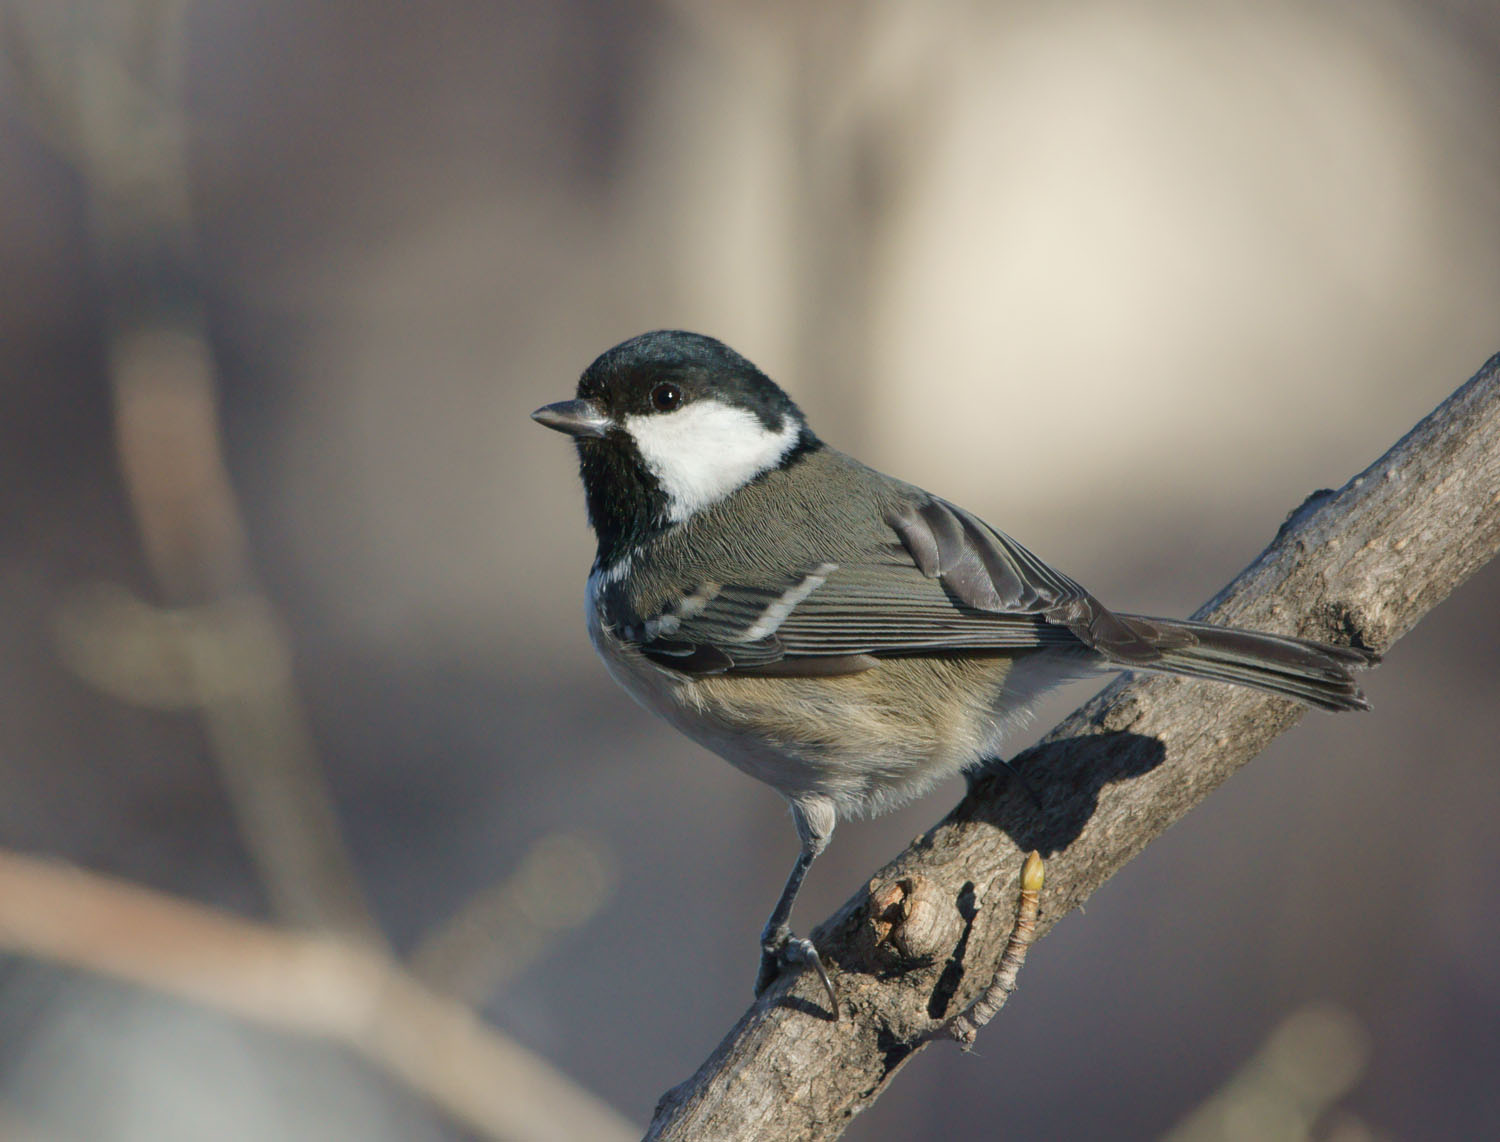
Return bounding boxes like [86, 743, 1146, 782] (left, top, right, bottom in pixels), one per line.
[624, 399, 802, 522]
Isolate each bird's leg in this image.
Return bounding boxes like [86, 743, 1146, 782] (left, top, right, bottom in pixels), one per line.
[756, 848, 836, 1010]
[755, 799, 837, 1015]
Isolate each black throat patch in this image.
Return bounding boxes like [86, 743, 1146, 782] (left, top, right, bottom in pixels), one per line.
[577, 431, 669, 569]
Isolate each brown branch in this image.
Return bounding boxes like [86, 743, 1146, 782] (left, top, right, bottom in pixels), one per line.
[645, 351, 1500, 1140]
[0, 851, 637, 1142]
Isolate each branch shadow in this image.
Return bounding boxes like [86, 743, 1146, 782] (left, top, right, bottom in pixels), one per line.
[812, 727, 1165, 1007]
[955, 730, 1167, 856]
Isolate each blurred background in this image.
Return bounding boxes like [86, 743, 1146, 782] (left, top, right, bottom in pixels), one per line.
[1, 1, 1498, 1139]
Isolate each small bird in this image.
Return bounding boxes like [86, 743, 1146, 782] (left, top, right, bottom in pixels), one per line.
[533, 330, 1374, 1011]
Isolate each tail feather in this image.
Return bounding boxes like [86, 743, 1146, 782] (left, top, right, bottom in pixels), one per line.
[1115, 614, 1378, 712]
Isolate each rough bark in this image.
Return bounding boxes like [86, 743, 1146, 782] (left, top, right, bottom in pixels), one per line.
[645, 351, 1500, 1141]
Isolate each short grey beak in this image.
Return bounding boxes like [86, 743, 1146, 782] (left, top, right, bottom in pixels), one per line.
[531, 399, 612, 439]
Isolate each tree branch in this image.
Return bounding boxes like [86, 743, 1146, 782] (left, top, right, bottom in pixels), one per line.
[645, 351, 1500, 1140]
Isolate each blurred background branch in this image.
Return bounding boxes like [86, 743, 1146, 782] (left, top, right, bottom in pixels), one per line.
[0, 849, 636, 1142]
[1163, 1004, 1379, 1142]
[5, 0, 377, 942]
[0, 2, 628, 1137]
[410, 831, 616, 1004]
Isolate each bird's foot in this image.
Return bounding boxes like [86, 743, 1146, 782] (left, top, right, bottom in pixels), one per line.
[757, 926, 838, 1017]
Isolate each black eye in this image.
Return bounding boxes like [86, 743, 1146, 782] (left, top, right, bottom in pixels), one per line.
[650, 382, 682, 412]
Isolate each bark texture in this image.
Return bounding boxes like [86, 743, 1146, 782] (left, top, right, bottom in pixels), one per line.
[645, 351, 1500, 1141]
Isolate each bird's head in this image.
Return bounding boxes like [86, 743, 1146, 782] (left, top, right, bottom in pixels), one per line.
[533, 331, 818, 562]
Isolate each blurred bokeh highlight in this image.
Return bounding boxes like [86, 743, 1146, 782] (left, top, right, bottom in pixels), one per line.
[1, 1, 1498, 1139]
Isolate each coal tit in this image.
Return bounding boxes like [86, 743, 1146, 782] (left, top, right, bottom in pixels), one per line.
[533, 330, 1374, 1011]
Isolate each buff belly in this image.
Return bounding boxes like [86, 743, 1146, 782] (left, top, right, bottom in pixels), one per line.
[676, 656, 1020, 813]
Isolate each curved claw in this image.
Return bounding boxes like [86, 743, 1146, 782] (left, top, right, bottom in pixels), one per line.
[757, 931, 839, 1019]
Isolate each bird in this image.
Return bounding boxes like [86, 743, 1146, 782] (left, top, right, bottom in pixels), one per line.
[532, 329, 1376, 1013]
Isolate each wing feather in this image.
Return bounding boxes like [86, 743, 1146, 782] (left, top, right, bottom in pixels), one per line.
[629, 496, 1110, 674]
